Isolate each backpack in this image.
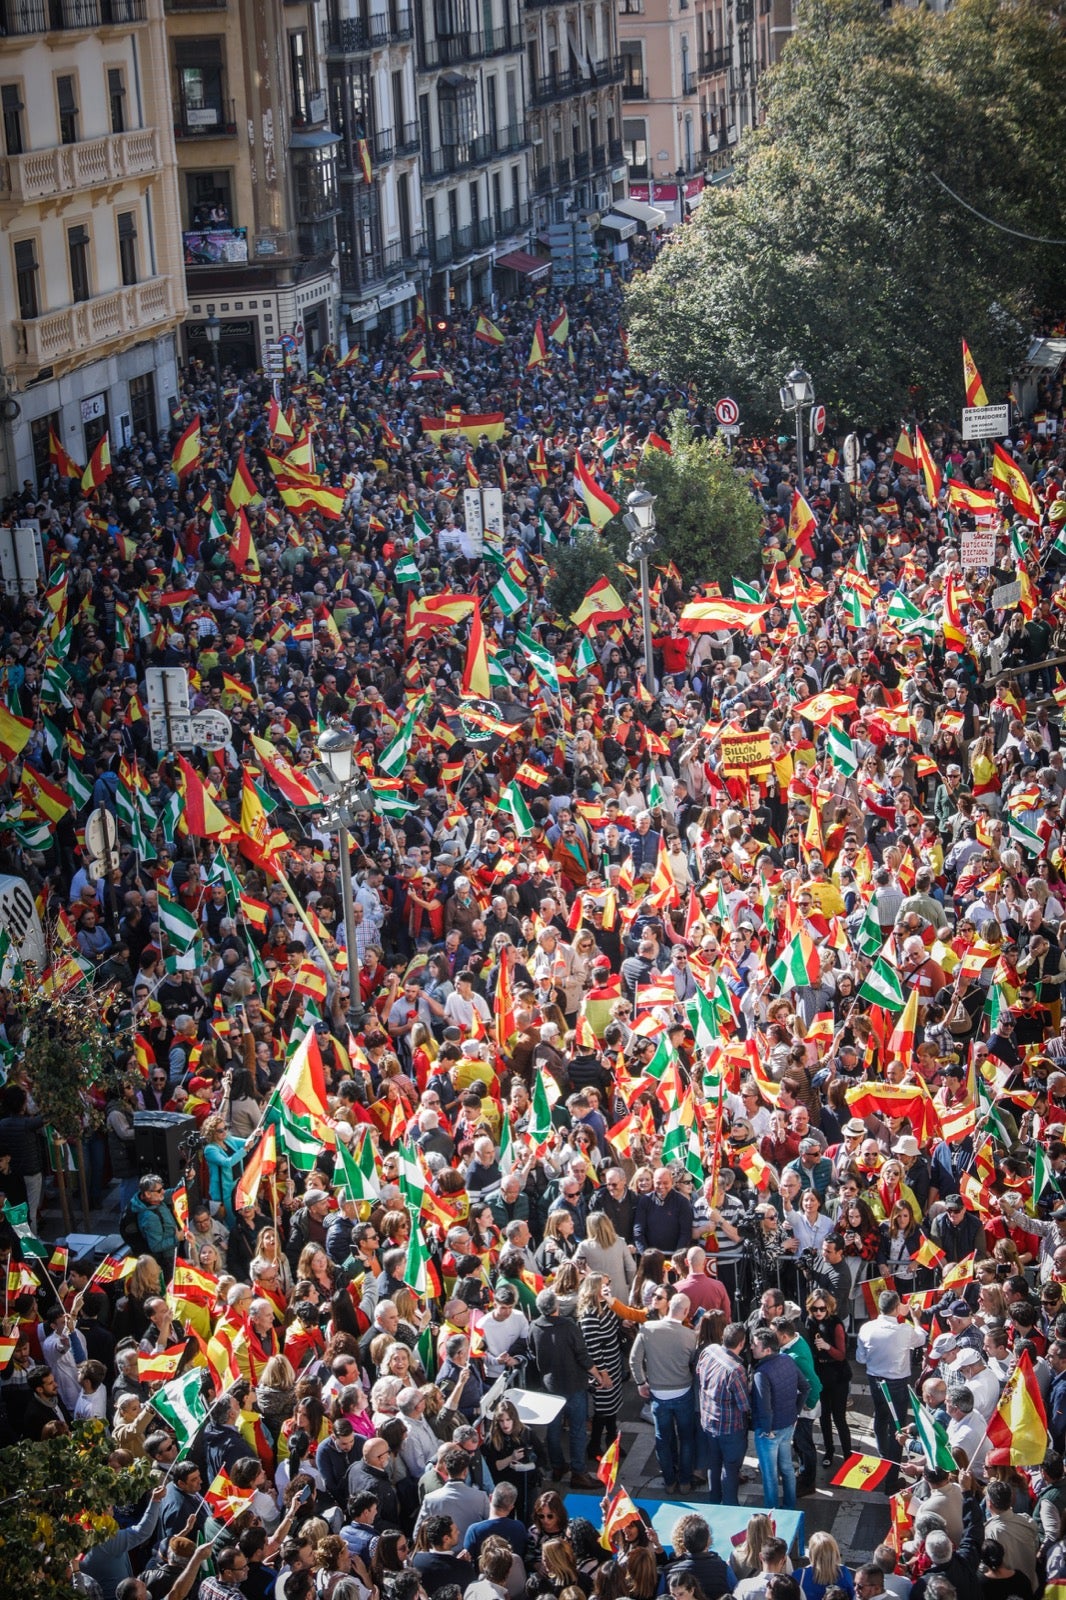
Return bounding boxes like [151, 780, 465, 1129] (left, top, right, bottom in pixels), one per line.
[119, 1202, 147, 1256]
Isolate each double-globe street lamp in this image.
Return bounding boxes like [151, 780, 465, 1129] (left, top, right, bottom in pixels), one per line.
[779, 366, 815, 488]
[624, 484, 658, 696]
[307, 725, 376, 1034]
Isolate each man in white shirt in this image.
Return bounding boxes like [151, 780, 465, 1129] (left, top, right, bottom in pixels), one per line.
[945, 1383, 989, 1476]
[949, 1347, 1001, 1420]
[444, 971, 492, 1030]
[856, 1289, 928, 1462]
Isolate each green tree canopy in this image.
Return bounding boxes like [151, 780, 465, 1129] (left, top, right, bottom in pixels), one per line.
[622, 414, 763, 584]
[545, 529, 626, 619]
[626, 0, 1066, 429]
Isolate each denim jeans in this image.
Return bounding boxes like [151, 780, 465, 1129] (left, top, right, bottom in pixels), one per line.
[706, 1427, 747, 1504]
[652, 1390, 696, 1487]
[754, 1423, 796, 1510]
[546, 1386, 589, 1476]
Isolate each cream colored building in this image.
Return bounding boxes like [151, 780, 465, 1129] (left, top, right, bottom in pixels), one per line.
[525, 0, 625, 232]
[166, 0, 341, 373]
[0, 0, 187, 495]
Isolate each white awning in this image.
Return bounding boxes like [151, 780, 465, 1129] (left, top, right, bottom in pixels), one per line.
[598, 213, 638, 240]
[613, 197, 667, 229]
[1026, 337, 1066, 372]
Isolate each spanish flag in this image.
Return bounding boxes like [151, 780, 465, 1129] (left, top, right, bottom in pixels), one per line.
[48, 425, 82, 480]
[277, 477, 345, 521]
[0, 705, 33, 764]
[239, 772, 289, 873]
[248, 733, 320, 807]
[987, 1347, 1047, 1465]
[788, 489, 817, 564]
[962, 338, 989, 407]
[356, 135, 373, 185]
[991, 443, 1041, 524]
[474, 313, 505, 346]
[18, 763, 71, 822]
[405, 592, 476, 642]
[171, 416, 202, 480]
[831, 1453, 893, 1491]
[138, 1342, 188, 1385]
[234, 1124, 276, 1212]
[891, 428, 916, 470]
[277, 1026, 331, 1122]
[914, 425, 941, 503]
[168, 1258, 220, 1307]
[420, 412, 506, 446]
[571, 575, 628, 631]
[221, 671, 254, 703]
[548, 306, 570, 345]
[228, 507, 261, 583]
[81, 434, 111, 494]
[267, 397, 295, 441]
[573, 451, 620, 530]
[204, 1467, 256, 1519]
[526, 318, 549, 370]
[226, 448, 263, 514]
[176, 754, 237, 839]
[461, 604, 491, 700]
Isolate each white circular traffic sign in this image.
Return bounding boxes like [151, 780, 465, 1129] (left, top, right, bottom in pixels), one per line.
[714, 397, 740, 427]
[811, 404, 826, 436]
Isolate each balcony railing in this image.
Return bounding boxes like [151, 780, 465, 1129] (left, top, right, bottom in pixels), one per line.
[534, 163, 552, 193]
[622, 79, 646, 100]
[492, 121, 528, 153]
[421, 133, 492, 177]
[482, 21, 515, 53]
[591, 54, 623, 83]
[591, 142, 606, 171]
[0, 0, 145, 28]
[555, 156, 571, 186]
[0, 127, 160, 204]
[15, 275, 174, 369]
[430, 234, 453, 267]
[173, 95, 237, 139]
[453, 217, 494, 255]
[327, 16, 367, 51]
[530, 67, 582, 104]
[165, 0, 225, 9]
[681, 69, 696, 94]
[373, 125, 395, 161]
[573, 149, 589, 178]
[608, 136, 623, 162]
[699, 44, 731, 73]
[396, 120, 420, 154]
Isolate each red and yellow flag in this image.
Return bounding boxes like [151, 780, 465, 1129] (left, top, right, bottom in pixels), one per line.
[171, 416, 202, 480]
[526, 317, 549, 370]
[226, 449, 263, 515]
[987, 1348, 1048, 1465]
[991, 443, 1041, 524]
[831, 1453, 893, 1491]
[962, 338, 989, 407]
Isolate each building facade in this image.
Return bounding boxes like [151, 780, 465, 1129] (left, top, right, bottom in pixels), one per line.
[166, 0, 341, 373]
[0, 0, 187, 496]
[525, 0, 625, 230]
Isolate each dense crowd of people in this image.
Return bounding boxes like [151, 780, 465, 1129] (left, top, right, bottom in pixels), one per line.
[2, 237, 1066, 1600]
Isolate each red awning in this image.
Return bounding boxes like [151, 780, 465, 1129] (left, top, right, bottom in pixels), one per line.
[495, 250, 552, 281]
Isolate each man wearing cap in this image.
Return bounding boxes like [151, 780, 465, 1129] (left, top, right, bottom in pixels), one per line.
[943, 1298, 984, 1355]
[284, 1189, 332, 1272]
[949, 1346, 1000, 1420]
[934, 765, 969, 835]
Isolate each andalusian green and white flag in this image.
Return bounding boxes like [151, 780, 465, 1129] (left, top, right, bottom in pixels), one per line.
[491, 570, 526, 617]
[661, 1110, 701, 1181]
[985, 981, 1006, 1031]
[855, 537, 869, 576]
[1009, 816, 1045, 856]
[413, 511, 433, 541]
[497, 781, 534, 838]
[268, 1095, 321, 1172]
[67, 760, 93, 812]
[160, 791, 182, 849]
[2, 1200, 47, 1259]
[396, 1143, 426, 1212]
[790, 599, 808, 637]
[378, 710, 417, 778]
[528, 1068, 553, 1149]
[853, 902, 885, 960]
[771, 930, 819, 993]
[826, 722, 858, 777]
[858, 955, 905, 1010]
[733, 578, 763, 603]
[394, 556, 420, 586]
[135, 597, 154, 639]
[151, 1367, 209, 1447]
[538, 510, 556, 547]
[648, 767, 665, 809]
[335, 1133, 378, 1202]
[908, 1388, 956, 1471]
[498, 1114, 516, 1177]
[404, 1209, 430, 1295]
[515, 630, 559, 695]
[209, 849, 242, 914]
[686, 986, 721, 1052]
[158, 893, 200, 955]
[575, 634, 596, 674]
[887, 589, 935, 641]
[42, 717, 64, 763]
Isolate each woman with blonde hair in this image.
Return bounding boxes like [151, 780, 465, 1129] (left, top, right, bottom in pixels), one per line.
[257, 1353, 298, 1437]
[539, 1537, 580, 1596]
[729, 1514, 793, 1581]
[575, 1210, 635, 1294]
[576, 1273, 624, 1460]
[202, 1110, 252, 1225]
[113, 1254, 164, 1340]
[799, 1532, 853, 1600]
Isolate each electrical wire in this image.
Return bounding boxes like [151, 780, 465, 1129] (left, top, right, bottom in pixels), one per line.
[930, 172, 1066, 246]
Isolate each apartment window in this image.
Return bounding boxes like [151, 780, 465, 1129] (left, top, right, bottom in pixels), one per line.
[619, 0, 644, 11]
[68, 224, 91, 303]
[118, 211, 138, 286]
[2, 84, 24, 157]
[622, 117, 647, 175]
[31, 413, 59, 489]
[186, 169, 233, 228]
[425, 193, 437, 242]
[108, 68, 126, 134]
[129, 373, 156, 439]
[620, 42, 644, 94]
[289, 31, 310, 124]
[175, 40, 226, 131]
[57, 74, 79, 146]
[13, 238, 38, 320]
[438, 78, 477, 153]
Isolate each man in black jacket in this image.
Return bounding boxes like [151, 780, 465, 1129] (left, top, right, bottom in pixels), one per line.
[347, 1436, 402, 1530]
[666, 1514, 737, 1600]
[316, 1419, 360, 1512]
[527, 1288, 599, 1489]
[589, 1167, 637, 1242]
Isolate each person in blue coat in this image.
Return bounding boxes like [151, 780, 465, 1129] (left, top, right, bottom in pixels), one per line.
[130, 1175, 182, 1277]
[202, 1110, 254, 1225]
[81, 1481, 165, 1599]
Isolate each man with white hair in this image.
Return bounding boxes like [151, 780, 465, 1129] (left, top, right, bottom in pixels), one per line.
[631, 1292, 698, 1494]
[900, 935, 946, 1005]
[398, 1386, 440, 1477]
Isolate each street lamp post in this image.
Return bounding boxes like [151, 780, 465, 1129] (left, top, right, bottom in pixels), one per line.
[416, 245, 432, 344]
[779, 365, 814, 489]
[309, 726, 375, 1034]
[624, 484, 658, 696]
[205, 312, 222, 393]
